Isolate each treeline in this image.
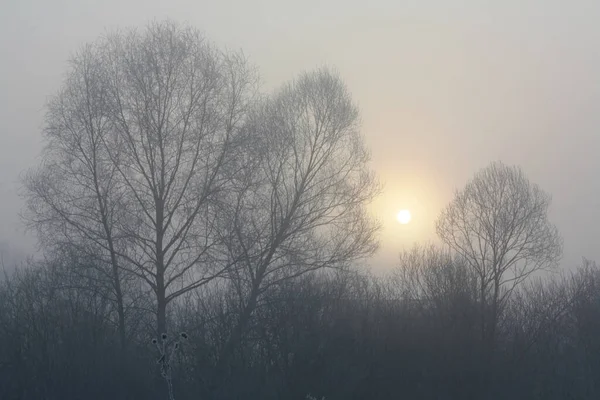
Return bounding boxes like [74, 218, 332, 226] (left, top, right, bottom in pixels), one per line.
[2, 251, 600, 399]
[0, 19, 592, 400]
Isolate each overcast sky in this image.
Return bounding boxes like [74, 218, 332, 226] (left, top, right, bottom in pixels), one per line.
[1, 0, 600, 271]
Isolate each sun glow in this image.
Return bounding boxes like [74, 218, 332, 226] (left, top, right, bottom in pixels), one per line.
[396, 209, 412, 224]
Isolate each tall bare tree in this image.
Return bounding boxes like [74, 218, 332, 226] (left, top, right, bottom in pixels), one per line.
[215, 68, 380, 376]
[101, 22, 258, 336]
[23, 21, 258, 336]
[22, 45, 129, 348]
[436, 161, 562, 355]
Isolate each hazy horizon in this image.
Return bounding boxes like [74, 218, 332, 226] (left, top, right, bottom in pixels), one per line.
[2, 0, 600, 271]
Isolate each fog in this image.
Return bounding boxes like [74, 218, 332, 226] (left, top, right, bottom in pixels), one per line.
[2, 0, 600, 269]
[3, 3, 600, 399]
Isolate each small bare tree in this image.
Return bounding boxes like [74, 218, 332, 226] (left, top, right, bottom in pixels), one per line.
[393, 244, 478, 318]
[214, 68, 380, 377]
[436, 161, 562, 355]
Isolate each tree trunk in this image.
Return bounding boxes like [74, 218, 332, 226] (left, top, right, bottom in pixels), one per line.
[217, 287, 259, 371]
[100, 211, 127, 351]
[156, 275, 167, 336]
[210, 284, 260, 398]
[480, 278, 486, 343]
[109, 248, 127, 350]
[155, 198, 167, 336]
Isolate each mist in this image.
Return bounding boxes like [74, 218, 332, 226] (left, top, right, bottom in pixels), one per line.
[2, 1, 600, 399]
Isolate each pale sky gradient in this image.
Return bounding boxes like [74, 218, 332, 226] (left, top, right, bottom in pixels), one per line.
[1, 0, 600, 271]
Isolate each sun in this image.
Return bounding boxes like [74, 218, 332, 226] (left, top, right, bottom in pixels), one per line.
[396, 209, 412, 224]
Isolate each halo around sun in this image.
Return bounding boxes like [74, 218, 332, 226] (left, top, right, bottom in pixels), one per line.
[396, 209, 412, 224]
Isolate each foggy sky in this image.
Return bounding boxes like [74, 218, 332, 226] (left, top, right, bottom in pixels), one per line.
[2, 0, 600, 271]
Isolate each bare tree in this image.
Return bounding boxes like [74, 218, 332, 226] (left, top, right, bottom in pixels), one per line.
[100, 21, 258, 336]
[505, 273, 573, 366]
[214, 68, 380, 377]
[22, 45, 129, 348]
[436, 161, 562, 355]
[23, 21, 258, 337]
[393, 244, 478, 320]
